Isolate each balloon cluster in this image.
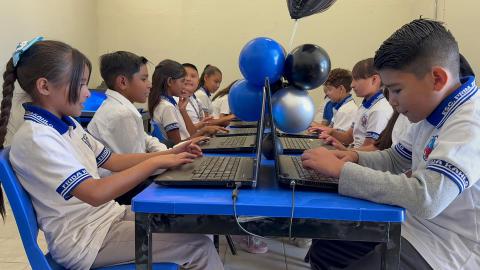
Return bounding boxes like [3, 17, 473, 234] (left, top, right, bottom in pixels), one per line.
[229, 37, 331, 133]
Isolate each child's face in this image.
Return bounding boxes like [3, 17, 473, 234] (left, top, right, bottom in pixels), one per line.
[204, 72, 222, 93]
[168, 77, 186, 98]
[325, 85, 346, 103]
[184, 67, 199, 95]
[351, 75, 380, 98]
[125, 65, 151, 103]
[380, 69, 442, 123]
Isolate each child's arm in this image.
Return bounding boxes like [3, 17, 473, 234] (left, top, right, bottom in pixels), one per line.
[178, 97, 200, 136]
[72, 152, 196, 206]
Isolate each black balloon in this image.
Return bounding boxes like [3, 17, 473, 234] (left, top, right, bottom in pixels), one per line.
[283, 44, 331, 90]
[286, 0, 337, 20]
[262, 133, 283, 160]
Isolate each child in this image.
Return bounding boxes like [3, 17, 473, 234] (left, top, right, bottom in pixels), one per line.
[310, 58, 393, 149]
[312, 89, 335, 127]
[302, 19, 480, 270]
[211, 80, 238, 119]
[322, 68, 357, 132]
[87, 51, 200, 204]
[195, 64, 222, 116]
[0, 39, 223, 270]
[182, 63, 208, 125]
[148, 59, 226, 145]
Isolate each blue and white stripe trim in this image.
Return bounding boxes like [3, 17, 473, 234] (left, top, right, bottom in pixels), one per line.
[394, 143, 412, 160]
[165, 123, 180, 132]
[23, 103, 76, 134]
[56, 169, 91, 200]
[427, 159, 469, 193]
[427, 76, 478, 129]
[96, 147, 112, 167]
[365, 131, 380, 140]
[362, 90, 384, 109]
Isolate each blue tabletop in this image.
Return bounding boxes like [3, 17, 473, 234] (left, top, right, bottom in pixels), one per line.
[132, 156, 405, 223]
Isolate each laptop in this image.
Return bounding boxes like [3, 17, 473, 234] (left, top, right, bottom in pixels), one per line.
[228, 121, 258, 128]
[215, 127, 258, 137]
[153, 87, 267, 188]
[264, 81, 339, 190]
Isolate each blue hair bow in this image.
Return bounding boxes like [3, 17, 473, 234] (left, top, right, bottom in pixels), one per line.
[12, 36, 44, 67]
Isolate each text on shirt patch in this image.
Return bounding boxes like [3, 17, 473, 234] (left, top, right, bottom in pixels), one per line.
[423, 135, 438, 160]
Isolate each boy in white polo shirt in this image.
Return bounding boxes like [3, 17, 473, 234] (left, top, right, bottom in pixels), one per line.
[302, 19, 480, 270]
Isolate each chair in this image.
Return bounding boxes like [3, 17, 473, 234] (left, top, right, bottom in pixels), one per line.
[0, 147, 178, 270]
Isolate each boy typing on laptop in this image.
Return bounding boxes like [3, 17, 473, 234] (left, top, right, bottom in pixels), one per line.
[302, 19, 480, 270]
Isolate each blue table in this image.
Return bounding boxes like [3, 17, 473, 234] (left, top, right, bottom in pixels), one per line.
[132, 157, 405, 270]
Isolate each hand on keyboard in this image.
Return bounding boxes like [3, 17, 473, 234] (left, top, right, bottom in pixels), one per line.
[301, 147, 345, 178]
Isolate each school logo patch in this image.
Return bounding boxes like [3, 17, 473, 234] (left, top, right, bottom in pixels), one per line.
[423, 135, 438, 160]
[81, 134, 94, 151]
[360, 114, 368, 128]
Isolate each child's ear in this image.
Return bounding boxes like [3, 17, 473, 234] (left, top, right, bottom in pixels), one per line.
[115, 75, 129, 91]
[36, 78, 50, 96]
[166, 77, 173, 87]
[371, 74, 382, 87]
[431, 66, 449, 92]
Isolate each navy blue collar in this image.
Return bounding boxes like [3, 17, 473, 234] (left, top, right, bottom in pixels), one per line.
[200, 87, 211, 97]
[427, 76, 478, 128]
[22, 103, 76, 135]
[334, 95, 353, 110]
[162, 95, 177, 106]
[192, 93, 198, 100]
[362, 90, 384, 109]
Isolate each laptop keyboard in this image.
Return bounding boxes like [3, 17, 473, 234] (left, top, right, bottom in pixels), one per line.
[192, 157, 241, 180]
[282, 137, 311, 149]
[219, 136, 247, 146]
[230, 128, 257, 133]
[291, 156, 338, 183]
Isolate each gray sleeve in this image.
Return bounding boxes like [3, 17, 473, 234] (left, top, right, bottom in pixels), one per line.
[356, 148, 410, 174]
[339, 162, 460, 219]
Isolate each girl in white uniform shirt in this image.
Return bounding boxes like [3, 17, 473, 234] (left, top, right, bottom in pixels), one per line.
[148, 60, 226, 145]
[195, 65, 221, 116]
[0, 39, 223, 270]
[182, 63, 210, 125]
[211, 80, 239, 119]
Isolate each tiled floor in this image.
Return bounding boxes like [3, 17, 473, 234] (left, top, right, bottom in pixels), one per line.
[0, 198, 310, 270]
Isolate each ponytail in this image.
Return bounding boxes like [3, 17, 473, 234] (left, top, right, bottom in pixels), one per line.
[0, 58, 16, 220]
[198, 64, 222, 90]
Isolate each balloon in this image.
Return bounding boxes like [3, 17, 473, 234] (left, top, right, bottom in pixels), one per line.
[228, 80, 264, 121]
[287, 0, 338, 20]
[239, 37, 285, 86]
[271, 86, 315, 133]
[283, 44, 331, 90]
[261, 133, 284, 160]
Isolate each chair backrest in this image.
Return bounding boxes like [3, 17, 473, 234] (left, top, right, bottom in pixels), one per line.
[0, 147, 61, 269]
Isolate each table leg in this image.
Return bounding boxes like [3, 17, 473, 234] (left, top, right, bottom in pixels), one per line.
[380, 222, 401, 270]
[135, 213, 153, 270]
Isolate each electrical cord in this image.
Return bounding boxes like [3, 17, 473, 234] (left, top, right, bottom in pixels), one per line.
[289, 180, 296, 240]
[231, 182, 267, 239]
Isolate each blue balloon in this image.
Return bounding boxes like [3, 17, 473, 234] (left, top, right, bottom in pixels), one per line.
[239, 37, 285, 86]
[228, 80, 264, 121]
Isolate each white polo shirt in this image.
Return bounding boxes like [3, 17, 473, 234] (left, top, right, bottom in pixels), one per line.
[10, 103, 125, 270]
[391, 113, 411, 146]
[331, 95, 357, 132]
[394, 76, 480, 270]
[211, 94, 230, 118]
[187, 95, 205, 124]
[152, 96, 190, 140]
[195, 87, 213, 115]
[351, 91, 393, 147]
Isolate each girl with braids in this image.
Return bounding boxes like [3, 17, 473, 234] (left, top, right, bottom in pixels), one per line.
[0, 38, 223, 270]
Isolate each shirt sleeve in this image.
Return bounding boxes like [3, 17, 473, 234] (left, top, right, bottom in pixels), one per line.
[365, 108, 393, 140]
[154, 104, 180, 132]
[144, 131, 168, 152]
[83, 129, 112, 167]
[219, 96, 231, 115]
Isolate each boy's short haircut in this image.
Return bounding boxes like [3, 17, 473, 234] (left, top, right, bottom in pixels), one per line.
[324, 68, 353, 92]
[352, 58, 378, 80]
[374, 19, 459, 78]
[100, 51, 149, 90]
[182, 63, 198, 72]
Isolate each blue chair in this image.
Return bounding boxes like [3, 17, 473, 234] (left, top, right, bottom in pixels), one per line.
[0, 147, 178, 270]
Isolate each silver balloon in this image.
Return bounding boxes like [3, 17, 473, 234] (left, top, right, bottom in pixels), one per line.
[271, 86, 315, 133]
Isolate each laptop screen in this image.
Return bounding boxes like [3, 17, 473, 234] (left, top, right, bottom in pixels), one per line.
[252, 85, 267, 181]
[264, 80, 281, 168]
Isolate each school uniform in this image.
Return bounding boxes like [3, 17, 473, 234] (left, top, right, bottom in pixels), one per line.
[391, 113, 412, 146]
[211, 94, 230, 118]
[335, 76, 480, 269]
[331, 95, 357, 132]
[87, 89, 168, 155]
[152, 96, 190, 140]
[195, 87, 213, 115]
[10, 103, 223, 270]
[187, 94, 205, 124]
[351, 91, 393, 147]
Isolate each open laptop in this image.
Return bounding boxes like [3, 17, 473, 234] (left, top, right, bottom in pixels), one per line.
[215, 127, 258, 137]
[228, 120, 258, 128]
[264, 81, 339, 191]
[153, 87, 267, 188]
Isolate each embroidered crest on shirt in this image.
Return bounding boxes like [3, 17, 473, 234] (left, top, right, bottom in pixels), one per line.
[81, 134, 94, 151]
[360, 114, 368, 128]
[423, 135, 438, 160]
